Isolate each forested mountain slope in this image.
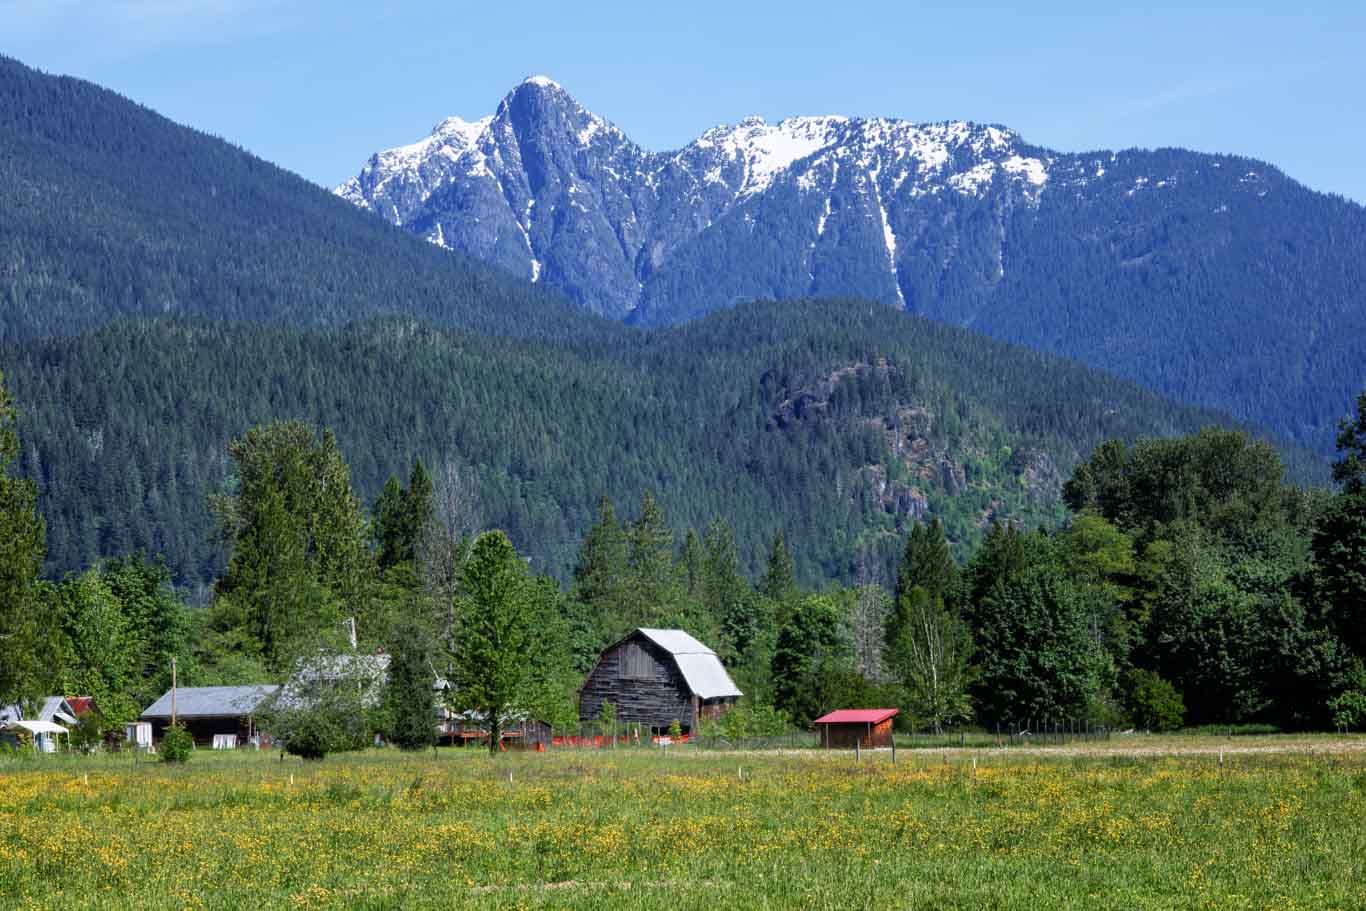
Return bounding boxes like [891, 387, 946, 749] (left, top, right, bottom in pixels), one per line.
[4, 299, 1319, 593]
[0, 56, 605, 344]
[340, 77, 1366, 453]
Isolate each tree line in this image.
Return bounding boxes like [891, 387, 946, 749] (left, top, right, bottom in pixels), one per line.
[3, 367, 1363, 743]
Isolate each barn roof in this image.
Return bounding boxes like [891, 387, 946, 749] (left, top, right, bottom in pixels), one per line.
[636, 628, 742, 700]
[141, 685, 279, 720]
[814, 708, 899, 725]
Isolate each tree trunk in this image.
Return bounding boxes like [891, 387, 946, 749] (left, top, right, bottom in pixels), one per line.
[488, 713, 502, 757]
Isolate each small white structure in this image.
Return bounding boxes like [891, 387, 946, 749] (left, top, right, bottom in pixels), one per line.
[14, 720, 69, 753]
[2, 697, 75, 753]
[126, 722, 153, 749]
[211, 734, 239, 750]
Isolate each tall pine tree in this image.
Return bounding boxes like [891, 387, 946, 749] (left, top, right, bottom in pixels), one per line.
[453, 531, 535, 755]
[0, 370, 51, 707]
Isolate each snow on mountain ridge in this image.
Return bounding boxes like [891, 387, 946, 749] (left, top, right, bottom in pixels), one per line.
[335, 78, 1055, 317]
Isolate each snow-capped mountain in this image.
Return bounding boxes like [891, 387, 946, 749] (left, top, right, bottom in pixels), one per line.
[335, 79, 1366, 458]
[337, 76, 1056, 321]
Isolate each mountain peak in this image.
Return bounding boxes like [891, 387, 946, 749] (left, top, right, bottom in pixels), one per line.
[521, 74, 563, 90]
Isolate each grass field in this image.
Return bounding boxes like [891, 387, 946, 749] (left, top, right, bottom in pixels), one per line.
[2, 737, 1365, 909]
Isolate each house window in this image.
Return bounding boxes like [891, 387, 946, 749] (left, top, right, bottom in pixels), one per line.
[619, 643, 654, 679]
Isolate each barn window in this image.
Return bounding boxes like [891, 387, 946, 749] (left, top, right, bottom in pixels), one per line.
[619, 643, 654, 679]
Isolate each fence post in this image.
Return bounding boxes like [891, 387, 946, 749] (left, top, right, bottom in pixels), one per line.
[855, 738, 861, 764]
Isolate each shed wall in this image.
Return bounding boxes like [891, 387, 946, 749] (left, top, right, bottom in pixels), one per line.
[149, 716, 257, 748]
[819, 718, 894, 749]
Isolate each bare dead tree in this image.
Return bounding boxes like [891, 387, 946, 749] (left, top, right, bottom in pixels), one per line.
[417, 458, 481, 667]
[849, 550, 890, 683]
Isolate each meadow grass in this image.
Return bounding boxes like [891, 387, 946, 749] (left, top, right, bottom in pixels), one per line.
[2, 738, 1364, 909]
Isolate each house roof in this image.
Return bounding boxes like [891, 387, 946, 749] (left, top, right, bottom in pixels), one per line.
[141, 685, 279, 720]
[636, 628, 742, 700]
[1, 697, 73, 724]
[814, 708, 899, 725]
[38, 697, 69, 722]
[66, 697, 98, 716]
[277, 653, 389, 709]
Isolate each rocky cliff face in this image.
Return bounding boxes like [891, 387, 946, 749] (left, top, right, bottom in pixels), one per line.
[767, 360, 1063, 533]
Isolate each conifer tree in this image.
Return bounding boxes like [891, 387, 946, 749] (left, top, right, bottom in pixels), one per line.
[759, 529, 798, 605]
[210, 421, 371, 673]
[404, 459, 434, 562]
[373, 475, 406, 570]
[1314, 390, 1366, 657]
[572, 496, 630, 639]
[895, 518, 957, 606]
[626, 492, 676, 626]
[384, 617, 436, 751]
[0, 370, 50, 707]
[453, 531, 535, 755]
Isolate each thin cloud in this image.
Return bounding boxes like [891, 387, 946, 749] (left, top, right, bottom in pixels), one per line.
[1127, 76, 1243, 115]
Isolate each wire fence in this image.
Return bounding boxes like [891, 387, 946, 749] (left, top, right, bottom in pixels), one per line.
[512, 720, 1112, 752]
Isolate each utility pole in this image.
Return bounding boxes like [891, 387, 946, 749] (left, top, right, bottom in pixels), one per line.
[171, 656, 178, 726]
[346, 617, 357, 650]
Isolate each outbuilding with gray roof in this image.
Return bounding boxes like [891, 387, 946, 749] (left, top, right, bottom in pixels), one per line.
[140, 685, 279, 748]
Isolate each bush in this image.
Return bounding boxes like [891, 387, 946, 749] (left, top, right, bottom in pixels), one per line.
[274, 707, 370, 760]
[1128, 670, 1186, 732]
[69, 712, 105, 754]
[1328, 690, 1366, 731]
[159, 724, 193, 763]
[264, 657, 376, 761]
[699, 701, 794, 739]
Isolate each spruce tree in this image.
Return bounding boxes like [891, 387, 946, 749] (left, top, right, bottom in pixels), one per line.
[895, 518, 957, 606]
[453, 531, 535, 755]
[384, 618, 436, 751]
[626, 492, 676, 627]
[404, 459, 435, 562]
[0, 370, 50, 707]
[210, 421, 371, 672]
[759, 529, 798, 604]
[572, 496, 630, 639]
[373, 475, 406, 570]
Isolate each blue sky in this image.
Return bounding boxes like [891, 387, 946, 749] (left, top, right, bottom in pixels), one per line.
[4, 0, 1364, 202]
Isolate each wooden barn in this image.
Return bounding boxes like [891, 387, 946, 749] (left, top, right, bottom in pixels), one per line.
[814, 708, 899, 748]
[579, 628, 742, 734]
[140, 685, 279, 748]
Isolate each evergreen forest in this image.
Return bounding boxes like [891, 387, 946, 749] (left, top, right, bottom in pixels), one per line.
[3, 368, 1364, 737]
[4, 300, 1325, 593]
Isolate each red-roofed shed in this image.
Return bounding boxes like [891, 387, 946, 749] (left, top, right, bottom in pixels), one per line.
[813, 708, 898, 748]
